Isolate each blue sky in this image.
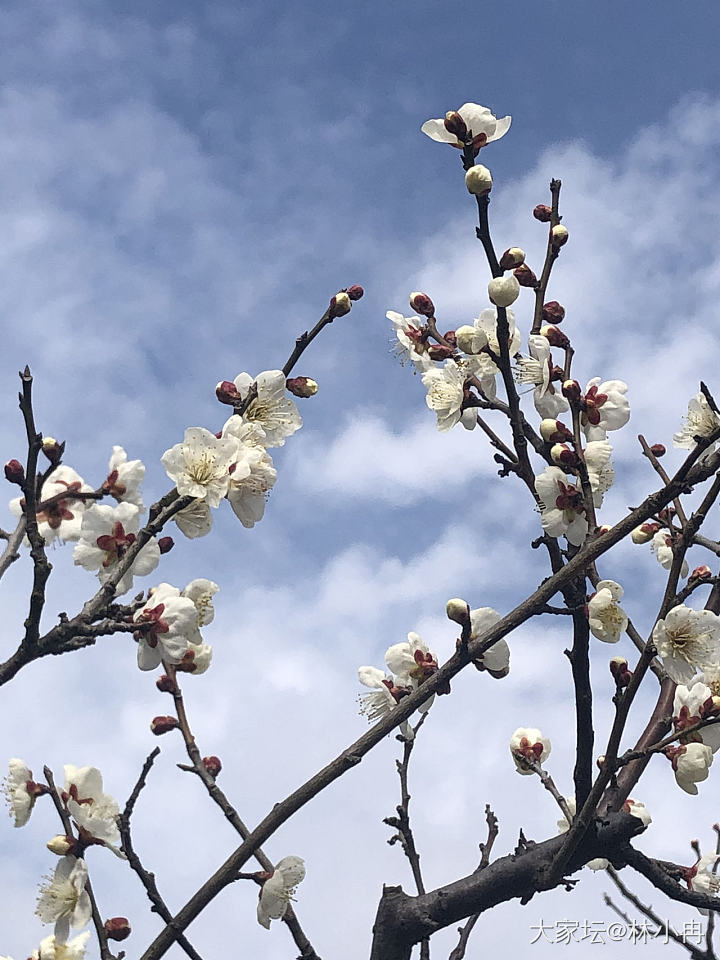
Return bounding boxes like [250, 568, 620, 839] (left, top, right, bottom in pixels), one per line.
[2, 2, 720, 957]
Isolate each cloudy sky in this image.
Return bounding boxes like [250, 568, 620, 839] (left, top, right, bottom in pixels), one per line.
[2, 1, 720, 957]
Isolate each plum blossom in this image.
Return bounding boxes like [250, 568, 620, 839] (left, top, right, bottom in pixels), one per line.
[133, 584, 199, 671]
[32, 932, 90, 959]
[469, 606, 510, 677]
[509, 728, 551, 775]
[535, 466, 588, 546]
[36, 856, 92, 943]
[652, 605, 720, 684]
[587, 580, 627, 643]
[387, 310, 431, 369]
[62, 766, 121, 854]
[161, 427, 239, 507]
[73, 502, 160, 596]
[174, 499, 213, 539]
[689, 854, 720, 912]
[668, 741, 713, 794]
[3, 758, 44, 827]
[580, 378, 630, 440]
[9, 466, 93, 545]
[357, 666, 409, 724]
[385, 632, 438, 709]
[514, 335, 568, 419]
[488, 275, 519, 308]
[650, 529, 689, 579]
[222, 418, 278, 527]
[102, 446, 145, 508]
[182, 579, 218, 631]
[422, 362, 466, 431]
[673, 680, 720, 752]
[257, 856, 306, 929]
[232, 370, 302, 447]
[584, 439, 615, 508]
[421, 103, 511, 150]
[674, 392, 720, 449]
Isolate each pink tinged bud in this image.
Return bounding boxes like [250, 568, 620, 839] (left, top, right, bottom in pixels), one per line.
[650, 443, 666, 458]
[329, 291, 352, 318]
[4, 459, 25, 485]
[158, 536, 174, 554]
[597, 524, 612, 534]
[444, 110, 467, 139]
[427, 344, 454, 361]
[562, 379, 582, 402]
[540, 419, 574, 443]
[690, 565, 713, 581]
[542, 301, 565, 324]
[488, 275, 520, 307]
[41, 436, 63, 465]
[551, 224, 569, 247]
[104, 917, 131, 942]
[610, 656, 632, 687]
[550, 443, 580, 468]
[446, 598, 470, 626]
[464, 164, 492, 196]
[215, 380, 241, 405]
[443, 330, 457, 346]
[203, 755, 222, 778]
[155, 674, 176, 693]
[498, 247, 525, 271]
[150, 715, 179, 736]
[409, 291, 435, 317]
[513, 263, 537, 287]
[540, 325, 570, 349]
[533, 204, 552, 222]
[47, 834, 76, 856]
[346, 284, 364, 301]
[631, 522, 660, 544]
[286, 376, 318, 398]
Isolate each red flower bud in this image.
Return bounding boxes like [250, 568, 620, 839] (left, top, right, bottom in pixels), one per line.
[409, 292, 435, 317]
[443, 111, 467, 139]
[442, 330, 457, 347]
[286, 376, 318, 398]
[150, 716, 179, 736]
[513, 264, 537, 287]
[346, 284, 364, 301]
[540, 325, 571, 349]
[610, 657, 632, 687]
[541, 301, 565, 324]
[203, 755, 222, 778]
[215, 380, 241, 405]
[328, 291, 352, 318]
[41, 437, 64, 465]
[155, 675, 176, 694]
[562, 379, 582, 403]
[533, 204, 552, 222]
[650, 443, 666, 458]
[104, 917, 131, 941]
[4, 459, 25, 485]
[427, 344, 454, 361]
[158, 536, 174, 554]
[690, 565, 713, 581]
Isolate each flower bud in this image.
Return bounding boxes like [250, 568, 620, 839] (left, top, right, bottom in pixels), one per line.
[443, 330, 457, 347]
[104, 917, 131, 942]
[533, 204, 552, 222]
[150, 715, 179, 736]
[513, 263, 537, 287]
[488, 275, 520, 307]
[690, 565, 713, 581]
[329, 291, 352, 318]
[215, 380, 241, 405]
[455, 325, 487, 355]
[155, 674, 176, 694]
[540, 325, 570, 349]
[409, 292, 435, 317]
[286, 376, 318, 398]
[550, 443, 580, 468]
[465, 164, 492, 196]
[631, 522, 660, 544]
[597, 524, 612, 535]
[561, 379, 582, 403]
[551, 224, 569, 247]
[650, 443, 666, 458]
[47, 834, 76, 856]
[446, 597, 470, 626]
[542, 301, 565, 324]
[610, 656, 632, 687]
[427, 344, 454, 361]
[498, 247, 525, 271]
[158, 536, 174, 554]
[510, 727, 551, 774]
[203, 755, 223, 778]
[4, 459, 25, 485]
[540, 419, 573, 443]
[41, 436, 63, 465]
[346, 284, 364, 301]
[444, 111, 467, 139]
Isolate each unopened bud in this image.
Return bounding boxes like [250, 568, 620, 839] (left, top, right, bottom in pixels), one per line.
[631, 522, 660, 544]
[533, 204, 552, 222]
[542, 301, 565, 324]
[427, 344, 454, 361]
[444, 111, 467, 139]
[215, 380, 241, 404]
[158, 536, 174, 554]
[610, 656, 632, 687]
[446, 598, 470, 626]
[455, 324, 487, 355]
[47, 835, 76, 856]
[597, 524, 612, 534]
[4, 459, 25, 485]
[203, 755, 223, 778]
[286, 376, 318, 398]
[513, 264, 537, 287]
[551, 224, 569, 247]
[561, 379, 582, 403]
[329, 291, 352, 318]
[155, 674, 176, 694]
[443, 330, 457, 347]
[498, 247, 525, 271]
[104, 917, 131, 941]
[465, 164, 492, 196]
[488, 275, 520, 308]
[150, 716, 179, 736]
[690, 565, 713, 581]
[650, 443, 666, 458]
[550, 443, 579, 468]
[409, 292, 435, 317]
[41, 437, 63, 465]
[540, 419, 573, 443]
[346, 284, 364, 301]
[705, 696, 720, 717]
[596, 754, 606, 769]
[540, 325, 570, 349]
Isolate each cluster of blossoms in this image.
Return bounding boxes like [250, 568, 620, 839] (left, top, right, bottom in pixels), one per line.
[134, 578, 218, 673]
[667, 670, 720, 794]
[509, 727, 551, 775]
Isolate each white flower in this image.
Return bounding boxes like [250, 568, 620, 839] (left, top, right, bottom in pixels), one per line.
[488, 275, 520, 308]
[10, 466, 93, 545]
[384, 632, 437, 713]
[624, 797, 652, 828]
[232, 370, 302, 447]
[222, 418, 278, 528]
[182, 579, 218, 629]
[174, 499, 213, 539]
[652, 605, 720, 684]
[178, 641, 213, 675]
[587, 580, 627, 643]
[3, 758, 40, 827]
[36, 856, 92, 943]
[556, 798, 609, 871]
[510, 727, 551, 775]
[650, 530, 689, 579]
[421, 103, 511, 149]
[73, 502, 160, 596]
[32, 932, 91, 960]
[161, 427, 239, 506]
[103, 446, 145, 508]
[387, 310, 431, 369]
[584, 439, 615, 508]
[357, 666, 407, 723]
[257, 856, 306, 928]
[535, 466, 588, 546]
[670, 741, 713, 794]
[514, 336, 568, 419]
[581, 378, 630, 441]
[455, 324, 488, 356]
[474, 307, 522, 360]
[133, 584, 198, 671]
[63, 766, 121, 852]
[674, 392, 720, 449]
[689, 854, 720, 912]
[469, 607, 510, 677]
[673, 680, 720, 752]
[421, 362, 466, 431]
